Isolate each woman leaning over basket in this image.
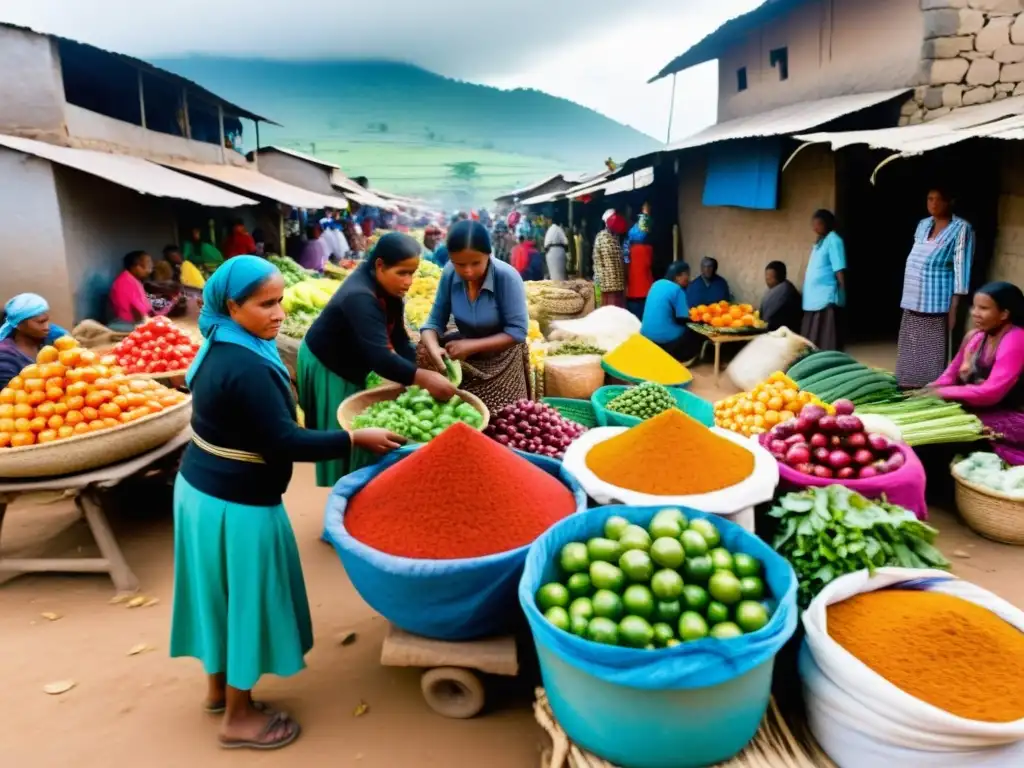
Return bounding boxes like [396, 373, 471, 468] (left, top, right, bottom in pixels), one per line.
[170, 256, 405, 751]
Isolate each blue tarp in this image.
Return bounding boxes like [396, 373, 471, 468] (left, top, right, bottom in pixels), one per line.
[702, 139, 781, 210]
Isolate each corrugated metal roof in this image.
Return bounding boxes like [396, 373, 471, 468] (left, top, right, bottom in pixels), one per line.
[666, 89, 911, 152]
[250, 146, 340, 170]
[0, 134, 255, 207]
[329, 173, 397, 211]
[161, 159, 346, 209]
[563, 167, 656, 200]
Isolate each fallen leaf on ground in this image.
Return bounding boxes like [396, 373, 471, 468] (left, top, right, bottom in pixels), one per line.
[40, 612, 62, 622]
[126, 596, 148, 608]
[43, 680, 76, 695]
[339, 632, 357, 646]
[353, 701, 369, 717]
[127, 643, 153, 656]
[142, 597, 160, 608]
[109, 595, 131, 605]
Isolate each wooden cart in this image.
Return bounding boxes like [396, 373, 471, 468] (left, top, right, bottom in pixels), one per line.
[380, 624, 519, 719]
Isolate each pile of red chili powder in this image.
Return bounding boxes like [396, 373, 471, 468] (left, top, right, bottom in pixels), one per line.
[345, 422, 577, 559]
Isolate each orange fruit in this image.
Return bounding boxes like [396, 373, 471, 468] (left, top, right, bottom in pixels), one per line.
[81, 407, 99, 422]
[58, 349, 81, 367]
[710, 317, 725, 328]
[23, 378, 44, 393]
[0, 404, 12, 419]
[46, 387, 64, 402]
[64, 410, 84, 426]
[98, 403, 121, 419]
[765, 410, 781, 426]
[37, 430, 57, 444]
[28, 417, 47, 433]
[11, 432, 35, 447]
[53, 336, 77, 352]
[12, 403, 32, 420]
[112, 395, 129, 410]
[7, 376, 23, 391]
[21, 365, 41, 380]
[88, 420, 107, 432]
[0, 418, 13, 434]
[78, 350, 98, 366]
[36, 346, 59, 365]
[65, 395, 85, 411]
[79, 367, 100, 384]
[159, 395, 181, 408]
[85, 391, 107, 409]
[125, 393, 146, 408]
[102, 417, 120, 428]
[57, 425, 75, 439]
[0, 432, 10, 448]
[14, 390, 29, 405]
[47, 414, 64, 430]
[779, 410, 796, 422]
[730, 320, 744, 329]
[144, 400, 164, 413]
[73, 423, 91, 436]
[35, 402, 55, 419]
[0, 388, 15, 404]
[44, 376, 64, 390]
[53, 402, 68, 416]
[27, 391, 46, 407]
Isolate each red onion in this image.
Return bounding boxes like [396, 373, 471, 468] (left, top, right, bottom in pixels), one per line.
[784, 434, 807, 447]
[885, 451, 906, 472]
[833, 399, 855, 416]
[835, 415, 864, 434]
[853, 449, 876, 466]
[774, 420, 798, 439]
[809, 433, 828, 449]
[795, 463, 815, 476]
[813, 447, 832, 464]
[858, 466, 879, 479]
[830, 436, 843, 448]
[786, 445, 811, 465]
[802, 404, 827, 422]
[813, 465, 834, 479]
[488, 401, 587, 458]
[818, 415, 838, 433]
[837, 467, 856, 480]
[828, 450, 853, 470]
[845, 432, 868, 450]
[795, 415, 816, 435]
[868, 434, 891, 453]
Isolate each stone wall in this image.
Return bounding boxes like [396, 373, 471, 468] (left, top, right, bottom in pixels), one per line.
[992, 141, 1024, 285]
[908, 0, 1024, 123]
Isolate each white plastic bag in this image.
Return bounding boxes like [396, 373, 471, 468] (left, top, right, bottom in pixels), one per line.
[727, 327, 812, 392]
[801, 568, 1024, 767]
[549, 307, 640, 353]
[560, 427, 779, 532]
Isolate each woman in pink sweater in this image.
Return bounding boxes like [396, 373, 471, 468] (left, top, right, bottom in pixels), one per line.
[929, 281, 1024, 464]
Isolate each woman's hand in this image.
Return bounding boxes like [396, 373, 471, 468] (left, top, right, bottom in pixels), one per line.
[351, 428, 407, 455]
[444, 339, 476, 361]
[415, 369, 457, 402]
[421, 331, 447, 371]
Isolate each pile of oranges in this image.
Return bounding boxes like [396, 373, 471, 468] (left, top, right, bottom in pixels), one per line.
[688, 301, 763, 330]
[0, 336, 189, 448]
[714, 372, 832, 438]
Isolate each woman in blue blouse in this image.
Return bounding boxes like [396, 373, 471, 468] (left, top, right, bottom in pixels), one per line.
[419, 220, 531, 412]
[895, 187, 975, 389]
[800, 210, 847, 351]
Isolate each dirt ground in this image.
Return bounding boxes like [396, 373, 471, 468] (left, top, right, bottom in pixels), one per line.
[1, 354, 1022, 768]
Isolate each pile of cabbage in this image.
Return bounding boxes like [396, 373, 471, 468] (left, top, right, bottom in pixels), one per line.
[953, 452, 1024, 498]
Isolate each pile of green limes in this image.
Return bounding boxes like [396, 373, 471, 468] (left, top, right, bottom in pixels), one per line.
[535, 509, 772, 648]
[605, 382, 678, 421]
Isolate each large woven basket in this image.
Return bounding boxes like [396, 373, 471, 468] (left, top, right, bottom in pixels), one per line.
[953, 468, 1024, 545]
[0, 399, 193, 479]
[337, 384, 489, 434]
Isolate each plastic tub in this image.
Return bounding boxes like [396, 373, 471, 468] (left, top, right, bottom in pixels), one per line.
[601, 360, 692, 389]
[591, 385, 714, 429]
[520, 505, 798, 768]
[542, 397, 599, 429]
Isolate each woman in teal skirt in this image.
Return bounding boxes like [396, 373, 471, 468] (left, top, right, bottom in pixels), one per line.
[299, 232, 456, 486]
[171, 256, 404, 750]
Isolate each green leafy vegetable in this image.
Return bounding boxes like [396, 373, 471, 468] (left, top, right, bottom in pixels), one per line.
[352, 385, 483, 442]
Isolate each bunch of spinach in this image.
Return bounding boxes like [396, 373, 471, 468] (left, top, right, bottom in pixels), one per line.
[769, 485, 950, 607]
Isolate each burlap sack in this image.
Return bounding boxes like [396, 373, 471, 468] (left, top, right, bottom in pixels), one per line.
[543, 354, 604, 400]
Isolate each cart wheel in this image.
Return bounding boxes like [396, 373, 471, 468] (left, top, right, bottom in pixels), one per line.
[420, 667, 485, 719]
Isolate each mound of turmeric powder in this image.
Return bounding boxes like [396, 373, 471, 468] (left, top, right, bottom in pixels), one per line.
[586, 409, 755, 495]
[603, 334, 692, 386]
[828, 590, 1024, 723]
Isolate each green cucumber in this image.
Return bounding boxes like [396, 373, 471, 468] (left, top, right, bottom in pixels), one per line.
[846, 380, 901, 405]
[818, 371, 896, 401]
[787, 351, 855, 381]
[796, 363, 868, 391]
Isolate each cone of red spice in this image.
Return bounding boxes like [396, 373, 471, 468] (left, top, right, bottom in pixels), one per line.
[345, 422, 577, 559]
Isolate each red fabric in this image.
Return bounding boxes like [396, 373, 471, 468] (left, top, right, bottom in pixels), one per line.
[221, 231, 257, 259]
[511, 242, 533, 275]
[607, 214, 629, 237]
[601, 291, 626, 308]
[627, 244, 655, 299]
[361, 219, 373, 237]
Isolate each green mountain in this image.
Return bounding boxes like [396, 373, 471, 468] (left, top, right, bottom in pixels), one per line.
[150, 58, 662, 205]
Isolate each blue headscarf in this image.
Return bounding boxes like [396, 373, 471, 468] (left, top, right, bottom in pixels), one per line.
[0, 293, 69, 342]
[185, 256, 289, 387]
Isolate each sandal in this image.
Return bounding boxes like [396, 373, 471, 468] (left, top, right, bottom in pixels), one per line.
[204, 700, 275, 715]
[219, 712, 301, 751]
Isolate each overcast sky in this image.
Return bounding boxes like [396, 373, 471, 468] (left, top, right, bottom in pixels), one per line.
[1, 0, 761, 142]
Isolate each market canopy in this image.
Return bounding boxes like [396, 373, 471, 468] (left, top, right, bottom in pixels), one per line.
[162, 159, 347, 210]
[0, 134, 256, 207]
[331, 171, 398, 211]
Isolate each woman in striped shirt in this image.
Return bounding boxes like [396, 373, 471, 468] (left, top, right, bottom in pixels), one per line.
[895, 187, 975, 389]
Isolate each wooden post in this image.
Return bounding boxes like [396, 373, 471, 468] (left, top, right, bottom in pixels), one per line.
[182, 88, 191, 139]
[254, 121, 261, 169]
[673, 224, 680, 262]
[279, 210, 286, 257]
[137, 70, 147, 129]
[218, 104, 226, 163]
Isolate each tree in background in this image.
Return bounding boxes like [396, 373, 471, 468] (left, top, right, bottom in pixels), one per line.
[445, 161, 482, 209]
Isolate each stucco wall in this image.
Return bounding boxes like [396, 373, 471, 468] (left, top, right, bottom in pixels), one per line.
[257, 153, 338, 195]
[717, 0, 924, 121]
[677, 143, 836, 305]
[54, 166, 176, 323]
[993, 142, 1024, 288]
[0, 28, 66, 141]
[0, 150, 75, 325]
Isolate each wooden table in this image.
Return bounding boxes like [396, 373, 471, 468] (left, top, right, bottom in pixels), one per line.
[688, 326, 762, 386]
[0, 429, 191, 594]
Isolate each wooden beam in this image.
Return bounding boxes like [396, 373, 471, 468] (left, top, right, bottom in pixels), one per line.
[137, 70, 147, 129]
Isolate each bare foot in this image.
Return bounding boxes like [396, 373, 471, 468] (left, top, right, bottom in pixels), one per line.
[219, 710, 299, 750]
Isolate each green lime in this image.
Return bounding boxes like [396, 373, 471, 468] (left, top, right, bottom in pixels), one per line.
[735, 601, 770, 633]
[570, 615, 589, 637]
[709, 547, 735, 572]
[649, 510, 684, 540]
[681, 584, 710, 614]
[560, 542, 590, 574]
[680, 530, 709, 558]
[733, 552, 762, 579]
[536, 583, 570, 612]
[604, 515, 630, 540]
[544, 606, 571, 631]
[622, 585, 656, 620]
[654, 600, 683, 625]
[590, 561, 625, 592]
[619, 550, 654, 583]
[709, 571, 743, 606]
[706, 601, 730, 626]
[618, 616, 655, 648]
[586, 617, 619, 645]
[619, 525, 652, 552]
[569, 597, 594, 621]
[740, 576, 765, 601]
[665, 638, 682, 648]
[710, 622, 743, 640]
[592, 589, 624, 621]
[650, 537, 685, 569]
[566, 573, 592, 598]
[652, 622, 676, 647]
[657, 507, 688, 529]
[682, 555, 714, 585]
[651, 569, 685, 601]
[688, 518, 722, 548]
[678, 611, 710, 642]
[587, 537, 623, 564]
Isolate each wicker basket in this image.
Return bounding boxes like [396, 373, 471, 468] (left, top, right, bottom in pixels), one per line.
[953, 467, 1024, 545]
[0, 399, 193, 479]
[336, 384, 489, 434]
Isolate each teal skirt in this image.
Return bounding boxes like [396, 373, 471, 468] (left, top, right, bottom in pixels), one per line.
[296, 340, 373, 487]
[169, 475, 313, 691]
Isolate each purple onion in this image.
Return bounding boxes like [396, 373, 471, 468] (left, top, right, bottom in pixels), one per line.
[828, 450, 853, 470]
[495, 434, 510, 445]
[773, 420, 798, 439]
[858, 466, 879, 479]
[813, 465, 834, 479]
[818, 415, 838, 433]
[795, 463, 815, 476]
[813, 447, 832, 464]
[868, 434, 891, 453]
[853, 449, 876, 466]
[802, 404, 828, 422]
[784, 434, 807, 447]
[833, 399, 856, 416]
[837, 467, 856, 480]
[769, 439, 788, 455]
[846, 432, 868, 450]
[885, 451, 906, 472]
[835, 415, 864, 434]
[795, 416, 816, 435]
[786, 445, 811, 465]
[809, 433, 828, 449]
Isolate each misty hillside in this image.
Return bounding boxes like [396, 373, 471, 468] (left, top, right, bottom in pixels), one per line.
[151, 58, 662, 203]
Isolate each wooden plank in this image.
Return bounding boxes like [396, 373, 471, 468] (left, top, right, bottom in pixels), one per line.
[0, 557, 111, 574]
[380, 625, 519, 676]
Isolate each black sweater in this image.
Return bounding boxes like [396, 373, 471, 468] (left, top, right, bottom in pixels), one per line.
[180, 343, 351, 506]
[303, 261, 418, 386]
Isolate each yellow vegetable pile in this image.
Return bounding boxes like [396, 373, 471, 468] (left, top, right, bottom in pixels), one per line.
[179, 261, 205, 290]
[404, 260, 442, 329]
[603, 334, 692, 386]
[714, 372, 831, 437]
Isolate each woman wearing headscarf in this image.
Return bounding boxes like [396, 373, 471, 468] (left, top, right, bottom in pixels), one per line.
[171, 257, 404, 750]
[419, 221, 531, 413]
[299, 233, 456, 487]
[0, 294, 70, 389]
[593, 211, 628, 307]
[800, 210, 847, 350]
[543, 218, 569, 281]
[624, 203, 655, 319]
[927, 282, 1024, 465]
[896, 186, 975, 388]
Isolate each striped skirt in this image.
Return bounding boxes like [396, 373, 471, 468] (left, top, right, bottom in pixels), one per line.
[895, 310, 948, 389]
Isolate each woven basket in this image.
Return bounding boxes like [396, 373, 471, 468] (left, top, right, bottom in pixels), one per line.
[336, 384, 489, 434]
[953, 468, 1024, 545]
[0, 399, 192, 479]
[540, 294, 586, 316]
